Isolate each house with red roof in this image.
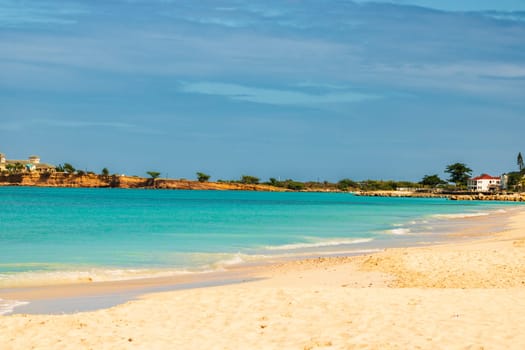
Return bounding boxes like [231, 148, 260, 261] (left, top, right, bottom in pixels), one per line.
[467, 174, 501, 192]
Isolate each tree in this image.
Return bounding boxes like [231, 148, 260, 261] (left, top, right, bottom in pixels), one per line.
[337, 178, 358, 191]
[63, 163, 76, 174]
[240, 175, 259, 184]
[286, 181, 305, 191]
[6, 162, 25, 174]
[518, 152, 524, 172]
[196, 172, 210, 182]
[101, 168, 110, 176]
[419, 174, 447, 188]
[268, 178, 279, 186]
[507, 172, 525, 192]
[445, 163, 472, 188]
[147, 171, 161, 179]
[55, 164, 65, 172]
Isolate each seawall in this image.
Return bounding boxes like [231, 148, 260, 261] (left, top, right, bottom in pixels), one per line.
[355, 190, 525, 202]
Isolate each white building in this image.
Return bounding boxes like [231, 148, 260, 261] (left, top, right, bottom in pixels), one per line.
[467, 174, 501, 192]
[0, 153, 55, 173]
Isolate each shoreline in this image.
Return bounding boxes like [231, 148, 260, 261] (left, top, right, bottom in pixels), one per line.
[1, 208, 524, 348]
[2, 175, 525, 202]
[0, 205, 521, 315]
[0, 193, 517, 292]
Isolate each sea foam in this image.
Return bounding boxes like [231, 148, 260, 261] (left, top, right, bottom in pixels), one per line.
[387, 228, 411, 235]
[0, 268, 195, 288]
[0, 298, 29, 316]
[264, 238, 374, 251]
[433, 212, 490, 219]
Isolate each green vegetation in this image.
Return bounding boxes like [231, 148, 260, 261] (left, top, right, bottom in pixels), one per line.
[264, 178, 307, 191]
[5, 162, 24, 174]
[147, 171, 161, 179]
[196, 172, 210, 182]
[509, 151, 525, 191]
[240, 175, 259, 184]
[337, 178, 358, 191]
[445, 163, 472, 188]
[268, 178, 279, 187]
[285, 181, 305, 191]
[264, 178, 418, 192]
[63, 163, 76, 174]
[507, 170, 525, 192]
[358, 180, 418, 191]
[8, 151, 525, 195]
[419, 174, 447, 188]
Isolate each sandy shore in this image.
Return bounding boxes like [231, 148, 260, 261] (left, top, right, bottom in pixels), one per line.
[1, 209, 525, 349]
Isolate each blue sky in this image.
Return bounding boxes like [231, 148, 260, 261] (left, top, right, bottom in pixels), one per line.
[1, 0, 524, 182]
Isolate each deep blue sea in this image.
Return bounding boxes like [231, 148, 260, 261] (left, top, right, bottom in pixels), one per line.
[0, 187, 520, 290]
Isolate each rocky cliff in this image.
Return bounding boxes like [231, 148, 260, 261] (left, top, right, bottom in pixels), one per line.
[0, 173, 287, 191]
[0, 173, 117, 188]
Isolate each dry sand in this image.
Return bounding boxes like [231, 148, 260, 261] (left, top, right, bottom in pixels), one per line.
[1, 209, 525, 349]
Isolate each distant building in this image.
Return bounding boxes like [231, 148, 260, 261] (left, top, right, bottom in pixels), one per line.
[0, 153, 55, 173]
[467, 174, 501, 192]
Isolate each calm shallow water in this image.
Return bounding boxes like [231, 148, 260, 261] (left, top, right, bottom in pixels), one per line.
[0, 187, 520, 288]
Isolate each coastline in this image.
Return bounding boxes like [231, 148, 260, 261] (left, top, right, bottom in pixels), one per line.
[2, 174, 525, 202]
[0, 204, 517, 313]
[1, 207, 525, 348]
[0, 173, 288, 191]
[356, 190, 525, 202]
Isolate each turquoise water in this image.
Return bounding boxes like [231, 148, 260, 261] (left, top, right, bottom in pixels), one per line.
[0, 187, 520, 287]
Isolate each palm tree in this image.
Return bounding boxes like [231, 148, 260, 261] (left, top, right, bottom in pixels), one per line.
[7, 162, 25, 174]
[518, 152, 524, 172]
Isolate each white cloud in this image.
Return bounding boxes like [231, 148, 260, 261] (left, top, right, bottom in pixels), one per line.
[0, 0, 88, 27]
[178, 81, 379, 106]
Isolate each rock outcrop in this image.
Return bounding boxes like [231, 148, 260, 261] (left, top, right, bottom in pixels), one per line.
[0, 173, 287, 192]
[449, 193, 525, 202]
[356, 190, 525, 202]
[355, 191, 449, 198]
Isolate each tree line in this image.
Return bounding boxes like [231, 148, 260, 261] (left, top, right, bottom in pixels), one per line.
[420, 152, 525, 191]
[4, 152, 524, 192]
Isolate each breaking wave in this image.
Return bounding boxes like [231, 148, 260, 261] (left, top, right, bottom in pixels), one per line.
[387, 228, 411, 235]
[264, 238, 374, 251]
[432, 212, 490, 219]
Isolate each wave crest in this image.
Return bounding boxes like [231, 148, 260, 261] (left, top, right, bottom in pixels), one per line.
[387, 228, 411, 235]
[433, 212, 489, 219]
[264, 238, 374, 251]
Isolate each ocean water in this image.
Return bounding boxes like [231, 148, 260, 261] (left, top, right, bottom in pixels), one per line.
[0, 187, 519, 291]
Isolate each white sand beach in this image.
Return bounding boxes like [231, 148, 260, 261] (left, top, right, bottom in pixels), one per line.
[1, 209, 525, 349]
